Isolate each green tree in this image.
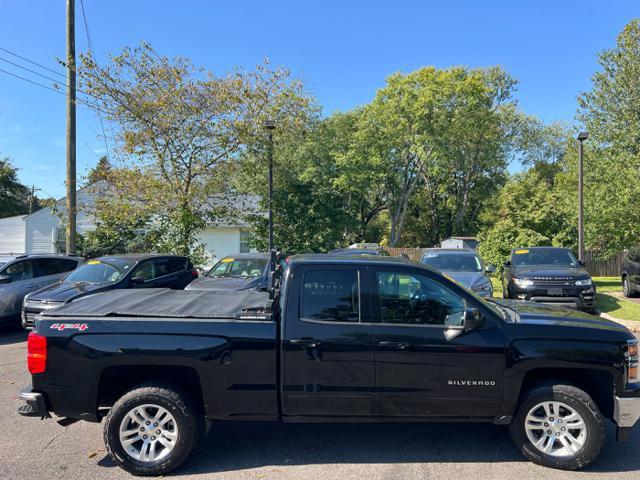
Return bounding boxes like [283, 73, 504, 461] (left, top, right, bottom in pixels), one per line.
[79, 43, 314, 262]
[355, 66, 519, 246]
[0, 157, 35, 217]
[86, 156, 112, 184]
[570, 19, 640, 257]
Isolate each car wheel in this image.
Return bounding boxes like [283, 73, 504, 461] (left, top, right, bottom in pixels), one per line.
[623, 276, 638, 298]
[104, 384, 203, 476]
[509, 383, 605, 470]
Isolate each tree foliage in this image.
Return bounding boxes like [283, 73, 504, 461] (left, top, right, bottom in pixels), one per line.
[0, 157, 40, 218]
[79, 43, 314, 262]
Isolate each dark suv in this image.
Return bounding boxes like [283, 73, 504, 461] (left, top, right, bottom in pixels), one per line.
[502, 247, 596, 311]
[622, 246, 640, 298]
[22, 254, 197, 329]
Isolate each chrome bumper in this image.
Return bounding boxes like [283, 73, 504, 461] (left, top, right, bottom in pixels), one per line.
[614, 395, 640, 428]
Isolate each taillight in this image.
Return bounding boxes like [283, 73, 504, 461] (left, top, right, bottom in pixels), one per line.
[625, 339, 639, 384]
[27, 332, 47, 374]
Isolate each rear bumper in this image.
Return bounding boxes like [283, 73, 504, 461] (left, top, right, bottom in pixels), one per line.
[17, 386, 50, 419]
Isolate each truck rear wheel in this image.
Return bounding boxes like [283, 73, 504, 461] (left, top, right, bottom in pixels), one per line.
[509, 383, 605, 470]
[104, 384, 203, 476]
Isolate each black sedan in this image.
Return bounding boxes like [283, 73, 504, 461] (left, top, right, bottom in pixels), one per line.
[21, 254, 197, 329]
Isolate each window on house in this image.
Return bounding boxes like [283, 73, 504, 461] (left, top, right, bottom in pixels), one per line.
[239, 230, 251, 253]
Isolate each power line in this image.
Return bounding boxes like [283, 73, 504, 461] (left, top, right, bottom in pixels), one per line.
[0, 67, 110, 115]
[0, 56, 66, 88]
[79, 0, 110, 161]
[0, 46, 66, 79]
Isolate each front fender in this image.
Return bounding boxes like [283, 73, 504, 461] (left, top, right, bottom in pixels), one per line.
[501, 339, 624, 416]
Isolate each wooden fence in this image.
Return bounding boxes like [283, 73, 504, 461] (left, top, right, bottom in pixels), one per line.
[388, 247, 627, 277]
[583, 250, 626, 277]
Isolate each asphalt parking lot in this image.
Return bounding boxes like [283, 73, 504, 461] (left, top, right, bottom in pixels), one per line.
[1, 328, 639, 480]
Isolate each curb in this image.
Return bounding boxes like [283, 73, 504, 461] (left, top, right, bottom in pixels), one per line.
[596, 310, 639, 332]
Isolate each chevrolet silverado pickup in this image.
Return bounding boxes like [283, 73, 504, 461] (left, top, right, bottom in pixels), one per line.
[17, 255, 640, 475]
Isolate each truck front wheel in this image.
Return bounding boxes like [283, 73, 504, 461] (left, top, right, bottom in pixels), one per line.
[104, 384, 203, 476]
[509, 383, 605, 470]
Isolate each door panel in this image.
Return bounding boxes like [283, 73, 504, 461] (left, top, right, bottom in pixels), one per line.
[282, 266, 375, 417]
[371, 267, 507, 418]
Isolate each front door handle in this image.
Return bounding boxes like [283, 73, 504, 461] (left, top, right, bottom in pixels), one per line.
[378, 341, 411, 350]
[289, 338, 322, 349]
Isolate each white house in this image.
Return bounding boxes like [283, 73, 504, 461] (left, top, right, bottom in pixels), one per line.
[440, 236, 479, 250]
[0, 183, 258, 260]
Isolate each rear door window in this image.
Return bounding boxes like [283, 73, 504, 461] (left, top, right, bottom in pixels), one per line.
[3, 260, 34, 281]
[301, 269, 360, 323]
[34, 258, 79, 277]
[154, 257, 187, 277]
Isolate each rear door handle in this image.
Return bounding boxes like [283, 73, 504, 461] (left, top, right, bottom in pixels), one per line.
[289, 338, 322, 349]
[378, 341, 411, 350]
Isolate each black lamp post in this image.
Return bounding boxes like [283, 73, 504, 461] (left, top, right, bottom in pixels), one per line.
[264, 119, 275, 254]
[577, 131, 589, 262]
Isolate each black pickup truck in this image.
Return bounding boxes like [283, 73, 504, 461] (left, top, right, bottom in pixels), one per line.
[17, 255, 640, 475]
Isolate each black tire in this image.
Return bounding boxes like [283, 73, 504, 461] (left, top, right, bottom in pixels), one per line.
[623, 276, 638, 298]
[509, 383, 605, 470]
[104, 384, 203, 476]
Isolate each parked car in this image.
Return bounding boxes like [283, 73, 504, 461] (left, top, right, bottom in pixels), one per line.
[501, 247, 596, 311]
[420, 248, 495, 297]
[328, 247, 390, 256]
[186, 252, 289, 291]
[0, 254, 82, 328]
[622, 246, 640, 298]
[21, 254, 197, 329]
[18, 254, 640, 474]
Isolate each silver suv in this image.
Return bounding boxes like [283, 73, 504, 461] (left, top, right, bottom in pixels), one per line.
[0, 254, 82, 328]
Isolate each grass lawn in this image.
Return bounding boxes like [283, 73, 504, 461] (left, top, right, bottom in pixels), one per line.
[488, 275, 640, 322]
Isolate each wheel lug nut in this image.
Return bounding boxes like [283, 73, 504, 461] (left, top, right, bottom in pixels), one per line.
[156, 430, 161, 434]
[544, 422, 549, 427]
[151, 436, 156, 440]
[143, 435, 147, 439]
[153, 423, 158, 427]
[549, 417, 554, 421]
[547, 430, 552, 435]
[140, 427, 144, 432]
[561, 427, 566, 431]
[145, 421, 150, 425]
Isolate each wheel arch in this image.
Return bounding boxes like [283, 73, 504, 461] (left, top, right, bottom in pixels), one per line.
[517, 367, 615, 419]
[97, 365, 205, 416]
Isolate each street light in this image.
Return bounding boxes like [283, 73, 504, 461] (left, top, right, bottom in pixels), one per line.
[264, 120, 275, 255]
[577, 131, 589, 262]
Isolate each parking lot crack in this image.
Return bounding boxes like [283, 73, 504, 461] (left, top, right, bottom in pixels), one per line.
[42, 427, 68, 452]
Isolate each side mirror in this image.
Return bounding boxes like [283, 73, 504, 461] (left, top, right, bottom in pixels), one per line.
[578, 260, 585, 267]
[485, 265, 496, 274]
[0, 274, 11, 284]
[130, 276, 146, 285]
[463, 307, 482, 331]
[503, 260, 511, 268]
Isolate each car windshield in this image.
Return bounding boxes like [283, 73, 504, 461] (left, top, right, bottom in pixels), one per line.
[421, 253, 482, 272]
[63, 260, 130, 284]
[512, 248, 578, 267]
[208, 258, 267, 278]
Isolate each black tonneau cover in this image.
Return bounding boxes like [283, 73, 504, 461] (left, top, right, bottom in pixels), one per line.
[42, 288, 272, 320]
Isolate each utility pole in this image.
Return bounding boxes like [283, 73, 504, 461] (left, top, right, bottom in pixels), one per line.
[28, 185, 40, 214]
[264, 119, 275, 253]
[577, 131, 589, 262]
[66, 0, 77, 255]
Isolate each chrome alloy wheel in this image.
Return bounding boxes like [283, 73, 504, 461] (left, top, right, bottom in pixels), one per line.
[118, 404, 179, 462]
[524, 401, 587, 457]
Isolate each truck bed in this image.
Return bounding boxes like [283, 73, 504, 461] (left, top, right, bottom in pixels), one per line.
[42, 288, 273, 320]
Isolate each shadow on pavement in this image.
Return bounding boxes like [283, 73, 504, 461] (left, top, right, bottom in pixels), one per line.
[0, 328, 27, 346]
[98, 420, 640, 475]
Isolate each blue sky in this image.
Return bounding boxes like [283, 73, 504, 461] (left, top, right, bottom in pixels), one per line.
[1, 0, 639, 199]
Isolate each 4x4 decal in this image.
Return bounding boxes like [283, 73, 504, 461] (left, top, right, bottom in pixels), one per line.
[50, 323, 88, 332]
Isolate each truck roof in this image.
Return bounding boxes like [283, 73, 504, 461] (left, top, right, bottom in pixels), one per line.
[288, 253, 415, 266]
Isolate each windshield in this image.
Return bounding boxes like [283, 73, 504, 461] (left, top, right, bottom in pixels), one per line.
[63, 261, 128, 284]
[421, 253, 482, 272]
[207, 258, 268, 278]
[512, 248, 578, 267]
